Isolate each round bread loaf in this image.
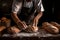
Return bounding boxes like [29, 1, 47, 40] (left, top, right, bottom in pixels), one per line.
[42, 22, 59, 34]
[1, 17, 7, 26]
[1, 17, 7, 21]
[0, 26, 6, 32]
[8, 26, 21, 34]
[50, 22, 60, 30]
[1, 17, 11, 27]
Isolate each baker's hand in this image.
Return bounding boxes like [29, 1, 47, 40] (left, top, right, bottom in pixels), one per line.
[25, 25, 38, 32]
[17, 21, 28, 30]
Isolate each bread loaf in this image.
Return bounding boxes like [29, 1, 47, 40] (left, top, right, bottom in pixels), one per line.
[1, 17, 11, 27]
[1, 17, 7, 26]
[50, 22, 60, 30]
[42, 22, 59, 34]
[0, 26, 6, 32]
[1, 17, 7, 21]
[8, 26, 21, 34]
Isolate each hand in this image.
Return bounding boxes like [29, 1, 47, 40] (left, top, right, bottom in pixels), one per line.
[31, 26, 38, 32]
[22, 21, 28, 29]
[25, 25, 38, 32]
[17, 21, 28, 30]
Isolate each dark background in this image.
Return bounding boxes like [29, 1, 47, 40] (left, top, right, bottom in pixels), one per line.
[38, 0, 60, 26]
[0, 0, 60, 26]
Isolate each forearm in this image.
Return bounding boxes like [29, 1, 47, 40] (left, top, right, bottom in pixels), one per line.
[11, 13, 28, 29]
[11, 13, 22, 24]
[32, 11, 43, 26]
[35, 11, 43, 20]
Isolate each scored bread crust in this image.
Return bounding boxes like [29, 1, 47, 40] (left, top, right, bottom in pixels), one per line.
[8, 26, 21, 34]
[50, 22, 60, 30]
[42, 22, 59, 34]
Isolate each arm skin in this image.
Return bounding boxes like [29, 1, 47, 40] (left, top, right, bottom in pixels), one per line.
[32, 0, 44, 27]
[11, 13, 21, 24]
[11, 0, 28, 30]
[32, 11, 43, 27]
[11, 13, 27, 30]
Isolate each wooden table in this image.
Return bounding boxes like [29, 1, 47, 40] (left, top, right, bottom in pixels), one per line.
[0, 29, 60, 40]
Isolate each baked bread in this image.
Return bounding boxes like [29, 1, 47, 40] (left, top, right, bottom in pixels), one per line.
[0, 26, 6, 32]
[1, 17, 7, 26]
[42, 22, 59, 34]
[1, 17, 7, 21]
[50, 22, 60, 30]
[8, 26, 21, 34]
[1, 17, 11, 27]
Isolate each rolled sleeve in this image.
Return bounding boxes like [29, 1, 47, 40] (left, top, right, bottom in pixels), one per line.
[41, 3, 44, 12]
[12, 0, 22, 14]
[38, 0, 44, 12]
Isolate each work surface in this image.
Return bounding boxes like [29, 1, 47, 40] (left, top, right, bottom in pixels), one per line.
[0, 29, 60, 37]
[0, 29, 60, 40]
